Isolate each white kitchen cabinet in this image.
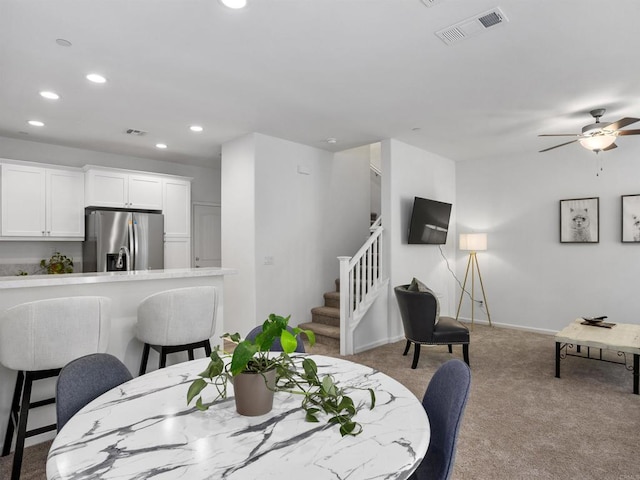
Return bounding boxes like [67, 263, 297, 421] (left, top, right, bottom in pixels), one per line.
[1, 164, 84, 239]
[163, 177, 192, 268]
[163, 178, 191, 237]
[85, 169, 163, 210]
[164, 237, 191, 269]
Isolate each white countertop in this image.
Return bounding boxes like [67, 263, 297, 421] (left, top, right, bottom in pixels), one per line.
[0, 267, 237, 289]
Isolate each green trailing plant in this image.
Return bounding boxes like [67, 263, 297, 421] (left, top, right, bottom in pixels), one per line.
[187, 313, 376, 436]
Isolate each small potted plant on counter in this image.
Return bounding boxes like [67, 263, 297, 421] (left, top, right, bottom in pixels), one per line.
[187, 313, 376, 436]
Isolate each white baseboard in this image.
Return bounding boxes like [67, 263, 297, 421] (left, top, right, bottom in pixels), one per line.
[456, 317, 558, 335]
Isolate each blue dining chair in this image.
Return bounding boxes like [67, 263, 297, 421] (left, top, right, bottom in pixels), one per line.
[410, 359, 471, 480]
[56, 353, 133, 431]
[245, 325, 306, 353]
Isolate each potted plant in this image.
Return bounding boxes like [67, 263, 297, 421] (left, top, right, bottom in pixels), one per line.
[187, 313, 376, 436]
[40, 251, 74, 274]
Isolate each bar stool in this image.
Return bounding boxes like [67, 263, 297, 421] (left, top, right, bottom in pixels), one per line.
[0, 296, 111, 480]
[135, 286, 217, 375]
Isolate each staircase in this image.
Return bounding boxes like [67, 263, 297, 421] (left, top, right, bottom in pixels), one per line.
[300, 281, 341, 348]
[301, 217, 385, 354]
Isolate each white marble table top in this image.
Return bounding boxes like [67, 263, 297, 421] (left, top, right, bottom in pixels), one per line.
[46, 355, 430, 480]
[555, 318, 640, 355]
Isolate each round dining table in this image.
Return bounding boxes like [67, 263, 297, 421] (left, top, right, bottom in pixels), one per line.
[46, 354, 430, 479]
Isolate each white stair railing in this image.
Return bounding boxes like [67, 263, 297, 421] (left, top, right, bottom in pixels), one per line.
[338, 222, 384, 355]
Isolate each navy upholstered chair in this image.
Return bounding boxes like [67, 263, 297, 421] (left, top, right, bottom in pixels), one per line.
[135, 286, 218, 375]
[394, 284, 470, 369]
[410, 359, 471, 480]
[56, 353, 133, 431]
[245, 325, 306, 353]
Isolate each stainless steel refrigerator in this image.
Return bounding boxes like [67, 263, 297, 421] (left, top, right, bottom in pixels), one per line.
[83, 208, 164, 272]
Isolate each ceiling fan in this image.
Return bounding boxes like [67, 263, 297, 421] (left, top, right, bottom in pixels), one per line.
[539, 109, 640, 153]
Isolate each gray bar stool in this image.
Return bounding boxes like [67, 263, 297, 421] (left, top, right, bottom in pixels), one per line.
[135, 286, 217, 375]
[0, 296, 111, 480]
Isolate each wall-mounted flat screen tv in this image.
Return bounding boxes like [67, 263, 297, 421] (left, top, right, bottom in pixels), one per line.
[407, 196, 452, 244]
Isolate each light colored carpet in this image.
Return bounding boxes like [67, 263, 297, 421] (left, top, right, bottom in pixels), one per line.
[3, 324, 639, 479]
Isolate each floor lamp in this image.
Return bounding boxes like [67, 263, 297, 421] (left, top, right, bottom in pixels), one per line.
[455, 233, 492, 328]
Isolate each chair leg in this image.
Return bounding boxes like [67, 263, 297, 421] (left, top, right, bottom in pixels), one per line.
[159, 348, 167, 369]
[463, 344, 470, 366]
[448, 344, 453, 354]
[204, 340, 212, 357]
[2, 371, 24, 457]
[11, 371, 34, 480]
[411, 344, 421, 369]
[188, 349, 195, 361]
[403, 340, 411, 356]
[139, 343, 150, 376]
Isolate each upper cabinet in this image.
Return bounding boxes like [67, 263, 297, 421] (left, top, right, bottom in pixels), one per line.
[163, 177, 191, 237]
[85, 168, 163, 210]
[0, 163, 84, 239]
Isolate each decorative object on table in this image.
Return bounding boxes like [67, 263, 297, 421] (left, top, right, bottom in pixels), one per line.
[455, 233, 492, 328]
[395, 282, 470, 369]
[559, 197, 599, 243]
[410, 359, 471, 480]
[621, 194, 640, 242]
[580, 316, 615, 328]
[40, 251, 74, 274]
[187, 313, 376, 436]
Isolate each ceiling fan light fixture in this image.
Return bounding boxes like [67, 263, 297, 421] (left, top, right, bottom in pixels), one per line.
[579, 134, 616, 152]
[220, 0, 247, 9]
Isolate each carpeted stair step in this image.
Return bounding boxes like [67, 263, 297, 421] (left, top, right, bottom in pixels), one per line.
[299, 321, 340, 349]
[310, 306, 340, 327]
[323, 291, 340, 309]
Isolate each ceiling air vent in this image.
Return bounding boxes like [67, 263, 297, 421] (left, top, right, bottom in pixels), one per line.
[125, 128, 147, 136]
[435, 7, 508, 45]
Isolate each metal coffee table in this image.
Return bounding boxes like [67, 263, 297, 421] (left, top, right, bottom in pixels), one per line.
[555, 318, 640, 394]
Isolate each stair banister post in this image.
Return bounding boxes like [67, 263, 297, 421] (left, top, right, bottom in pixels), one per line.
[338, 256, 352, 355]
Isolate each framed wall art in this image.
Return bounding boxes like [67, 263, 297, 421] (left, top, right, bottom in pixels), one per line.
[621, 194, 640, 243]
[559, 197, 599, 243]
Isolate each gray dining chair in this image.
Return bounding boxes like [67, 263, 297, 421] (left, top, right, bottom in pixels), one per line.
[245, 325, 306, 353]
[410, 359, 471, 480]
[56, 353, 133, 431]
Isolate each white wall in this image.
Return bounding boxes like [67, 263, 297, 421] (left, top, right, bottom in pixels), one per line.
[0, 136, 219, 269]
[456, 142, 640, 332]
[221, 133, 370, 337]
[382, 139, 457, 340]
[221, 134, 257, 337]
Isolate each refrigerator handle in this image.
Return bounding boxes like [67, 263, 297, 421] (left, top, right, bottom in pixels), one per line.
[129, 220, 135, 270]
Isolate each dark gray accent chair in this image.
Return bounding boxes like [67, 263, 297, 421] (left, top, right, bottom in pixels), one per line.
[56, 353, 133, 431]
[410, 359, 471, 480]
[245, 325, 306, 353]
[394, 284, 470, 369]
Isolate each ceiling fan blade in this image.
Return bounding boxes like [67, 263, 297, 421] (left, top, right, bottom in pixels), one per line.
[538, 134, 581, 137]
[539, 139, 579, 153]
[615, 129, 640, 136]
[602, 117, 640, 131]
[603, 143, 618, 151]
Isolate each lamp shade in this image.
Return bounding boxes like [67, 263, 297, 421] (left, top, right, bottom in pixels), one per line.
[579, 134, 616, 152]
[459, 233, 487, 251]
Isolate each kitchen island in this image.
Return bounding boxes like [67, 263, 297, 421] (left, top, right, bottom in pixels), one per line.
[0, 267, 236, 449]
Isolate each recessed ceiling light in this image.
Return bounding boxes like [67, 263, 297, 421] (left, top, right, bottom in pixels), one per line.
[190, 125, 204, 132]
[220, 0, 247, 9]
[28, 120, 45, 127]
[56, 38, 72, 47]
[40, 91, 60, 100]
[326, 138, 338, 144]
[86, 73, 107, 84]
[155, 143, 168, 149]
